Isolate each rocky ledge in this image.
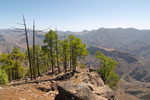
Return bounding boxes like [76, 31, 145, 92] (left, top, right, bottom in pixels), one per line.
[55, 71, 117, 100]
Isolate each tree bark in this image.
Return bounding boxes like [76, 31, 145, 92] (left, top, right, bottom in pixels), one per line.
[23, 15, 33, 80]
[33, 21, 36, 79]
[70, 45, 72, 70]
[55, 29, 60, 73]
[36, 52, 40, 76]
[50, 45, 54, 74]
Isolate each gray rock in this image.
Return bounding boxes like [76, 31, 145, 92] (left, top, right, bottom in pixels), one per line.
[81, 72, 104, 87]
[89, 67, 96, 72]
[55, 72, 117, 100]
[57, 82, 96, 100]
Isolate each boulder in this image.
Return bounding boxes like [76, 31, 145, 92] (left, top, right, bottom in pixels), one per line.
[51, 82, 58, 91]
[81, 72, 105, 86]
[57, 82, 96, 100]
[55, 72, 117, 100]
[89, 67, 96, 72]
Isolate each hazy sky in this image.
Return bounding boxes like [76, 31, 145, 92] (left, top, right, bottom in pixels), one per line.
[1, 0, 150, 31]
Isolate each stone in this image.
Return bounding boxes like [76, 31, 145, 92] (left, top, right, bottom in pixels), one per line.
[89, 67, 96, 72]
[55, 71, 117, 100]
[57, 82, 96, 100]
[81, 72, 105, 86]
[51, 83, 58, 91]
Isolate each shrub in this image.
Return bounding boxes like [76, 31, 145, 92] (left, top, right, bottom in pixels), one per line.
[96, 51, 119, 89]
[80, 63, 87, 69]
[0, 68, 8, 85]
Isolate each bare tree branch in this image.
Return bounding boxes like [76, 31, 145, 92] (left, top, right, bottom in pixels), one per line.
[17, 23, 24, 25]
[18, 34, 26, 37]
[19, 37, 26, 44]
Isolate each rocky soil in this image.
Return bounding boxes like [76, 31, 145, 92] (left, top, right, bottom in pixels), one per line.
[0, 68, 134, 100]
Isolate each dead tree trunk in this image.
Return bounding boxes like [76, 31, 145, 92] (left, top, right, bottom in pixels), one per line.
[55, 28, 60, 73]
[23, 15, 33, 80]
[33, 21, 36, 79]
[36, 52, 40, 76]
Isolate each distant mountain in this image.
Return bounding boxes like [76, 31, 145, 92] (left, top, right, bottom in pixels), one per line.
[85, 46, 150, 82]
[0, 29, 44, 53]
[1, 28, 150, 60]
[86, 46, 150, 100]
[1, 28, 150, 99]
[0, 29, 74, 53]
[79, 28, 150, 59]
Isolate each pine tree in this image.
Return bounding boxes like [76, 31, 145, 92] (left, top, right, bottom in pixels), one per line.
[29, 45, 42, 77]
[0, 68, 8, 85]
[67, 34, 88, 72]
[55, 29, 61, 73]
[96, 51, 119, 89]
[10, 47, 25, 79]
[43, 30, 57, 74]
[40, 50, 49, 72]
[0, 47, 25, 81]
[61, 38, 70, 72]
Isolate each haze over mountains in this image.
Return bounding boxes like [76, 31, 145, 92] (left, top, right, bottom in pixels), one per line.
[1, 27, 150, 59]
[80, 28, 150, 59]
[1, 27, 150, 82]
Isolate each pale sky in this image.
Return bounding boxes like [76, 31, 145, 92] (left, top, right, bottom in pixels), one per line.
[1, 0, 150, 31]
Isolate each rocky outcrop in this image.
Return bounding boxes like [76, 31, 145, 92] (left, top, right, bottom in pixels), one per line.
[56, 72, 117, 100]
[57, 82, 96, 100]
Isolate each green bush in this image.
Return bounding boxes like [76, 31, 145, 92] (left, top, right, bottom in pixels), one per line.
[96, 51, 119, 89]
[0, 68, 8, 85]
[80, 63, 87, 69]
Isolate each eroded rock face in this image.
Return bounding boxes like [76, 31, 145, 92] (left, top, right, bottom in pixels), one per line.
[56, 72, 117, 100]
[57, 82, 96, 100]
[81, 72, 105, 87]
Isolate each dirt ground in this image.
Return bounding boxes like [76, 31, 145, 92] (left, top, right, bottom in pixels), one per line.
[0, 68, 142, 100]
[0, 68, 85, 100]
[0, 75, 57, 100]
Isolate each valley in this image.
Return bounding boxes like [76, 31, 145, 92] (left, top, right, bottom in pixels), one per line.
[0, 28, 150, 99]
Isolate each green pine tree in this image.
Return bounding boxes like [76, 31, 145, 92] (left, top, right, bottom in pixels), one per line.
[96, 51, 119, 89]
[43, 30, 57, 74]
[67, 34, 88, 72]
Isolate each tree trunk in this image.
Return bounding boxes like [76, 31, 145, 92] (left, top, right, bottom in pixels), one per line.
[36, 52, 40, 76]
[72, 48, 75, 72]
[55, 29, 60, 74]
[50, 46, 54, 74]
[64, 54, 67, 72]
[70, 45, 72, 70]
[23, 15, 33, 80]
[12, 68, 14, 80]
[17, 68, 19, 79]
[33, 21, 36, 79]
[49, 32, 54, 74]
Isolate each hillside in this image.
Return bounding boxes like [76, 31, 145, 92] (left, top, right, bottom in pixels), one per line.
[1, 28, 150, 100]
[0, 29, 73, 53]
[85, 46, 150, 100]
[1, 28, 150, 82]
[0, 68, 122, 100]
[80, 28, 150, 59]
[1, 28, 150, 59]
